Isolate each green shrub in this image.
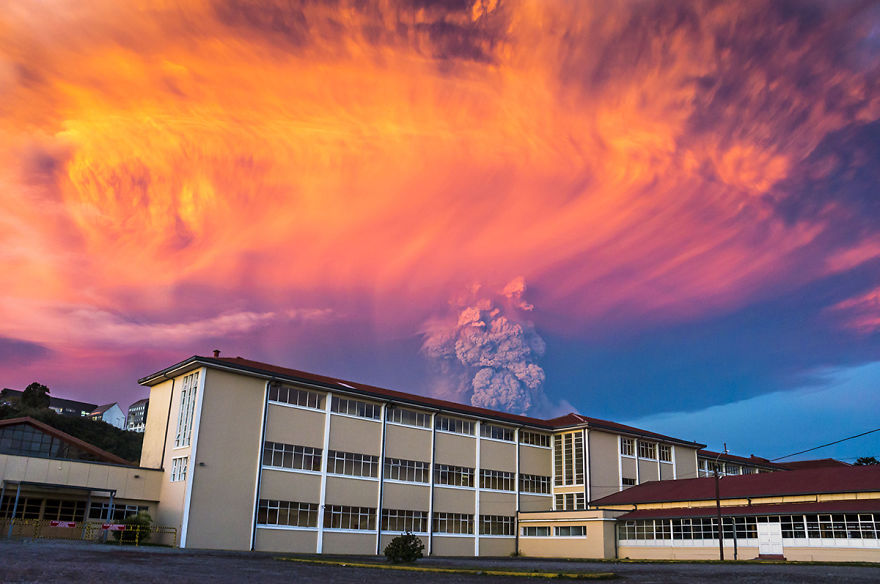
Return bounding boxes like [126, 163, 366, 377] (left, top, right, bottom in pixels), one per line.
[112, 511, 152, 545]
[383, 531, 424, 563]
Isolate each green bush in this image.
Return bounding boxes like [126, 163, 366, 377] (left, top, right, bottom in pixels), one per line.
[383, 531, 424, 563]
[112, 511, 153, 545]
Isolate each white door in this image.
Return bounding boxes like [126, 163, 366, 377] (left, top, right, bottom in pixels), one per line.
[757, 522, 783, 556]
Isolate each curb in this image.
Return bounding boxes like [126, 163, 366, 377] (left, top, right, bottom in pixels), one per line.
[275, 557, 617, 579]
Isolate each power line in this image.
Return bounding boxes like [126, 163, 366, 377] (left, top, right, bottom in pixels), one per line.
[771, 427, 880, 461]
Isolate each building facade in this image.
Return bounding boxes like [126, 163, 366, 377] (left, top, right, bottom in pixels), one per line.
[126, 399, 150, 433]
[88, 403, 126, 430]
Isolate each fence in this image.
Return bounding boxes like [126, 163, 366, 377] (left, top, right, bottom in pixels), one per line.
[0, 519, 178, 547]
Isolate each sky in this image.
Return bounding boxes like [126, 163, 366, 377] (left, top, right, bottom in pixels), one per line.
[1, 0, 878, 462]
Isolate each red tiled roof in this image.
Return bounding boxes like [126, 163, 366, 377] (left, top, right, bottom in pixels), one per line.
[779, 458, 852, 471]
[591, 466, 880, 506]
[0, 417, 134, 466]
[618, 498, 880, 520]
[138, 355, 703, 446]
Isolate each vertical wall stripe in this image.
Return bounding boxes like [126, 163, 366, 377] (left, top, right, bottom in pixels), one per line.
[584, 428, 591, 503]
[671, 445, 677, 479]
[316, 391, 333, 553]
[474, 421, 481, 557]
[180, 367, 207, 549]
[375, 402, 388, 554]
[514, 427, 521, 554]
[617, 435, 623, 492]
[249, 380, 270, 551]
[427, 412, 437, 556]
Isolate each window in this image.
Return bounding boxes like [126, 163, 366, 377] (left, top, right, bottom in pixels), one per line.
[620, 437, 635, 457]
[434, 464, 474, 487]
[622, 477, 636, 487]
[263, 442, 322, 472]
[382, 509, 428, 533]
[88, 503, 148, 521]
[384, 458, 430, 483]
[725, 464, 741, 475]
[327, 450, 379, 478]
[520, 431, 551, 448]
[268, 384, 324, 410]
[170, 456, 188, 482]
[555, 525, 586, 537]
[698, 458, 710, 477]
[331, 396, 380, 420]
[0, 424, 94, 461]
[554, 432, 584, 486]
[323, 505, 376, 530]
[43, 500, 86, 522]
[522, 526, 551, 537]
[436, 416, 474, 435]
[432, 512, 473, 534]
[479, 469, 515, 491]
[257, 500, 318, 527]
[479, 515, 515, 536]
[480, 424, 514, 442]
[622, 518, 763, 541]
[387, 407, 431, 428]
[555, 493, 585, 511]
[174, 372, 199, 448]
[659, 444, 672, 462]
[638, 441, 656, 459]
[520, 473, 551, 494]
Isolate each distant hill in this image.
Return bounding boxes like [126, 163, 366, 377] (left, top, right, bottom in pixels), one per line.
[0, 403, 143, 463]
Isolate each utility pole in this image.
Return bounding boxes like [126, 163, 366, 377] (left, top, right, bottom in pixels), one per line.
[713, 443, 728, 561]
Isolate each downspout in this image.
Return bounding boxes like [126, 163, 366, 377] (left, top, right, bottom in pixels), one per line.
[250, 379, 272, 550]
[375, 402, 389, 554]
[428, 411, 438, 555]
[514, 426, 521, 556]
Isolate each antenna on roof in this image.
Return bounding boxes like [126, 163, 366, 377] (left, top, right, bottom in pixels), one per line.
[213, 349, 221, 358]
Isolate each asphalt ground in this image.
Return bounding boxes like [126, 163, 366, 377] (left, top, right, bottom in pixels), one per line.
[1, 539, 879, 584]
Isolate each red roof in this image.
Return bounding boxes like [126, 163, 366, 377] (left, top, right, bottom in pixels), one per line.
[0, 417, 134, 466]
[779, 458, 852, 471]
[591, 466, 880, 506]
[618, 498, 880, 520]
[138, 355, 704, 446]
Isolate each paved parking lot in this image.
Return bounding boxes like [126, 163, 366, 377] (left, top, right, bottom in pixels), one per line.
[1, 539, 878, 583]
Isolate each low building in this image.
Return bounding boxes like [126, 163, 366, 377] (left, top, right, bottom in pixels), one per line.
[1, 388, 96, 418]
[88, 403, 126, 430]
[697, 450, 782, 476]
[126, 399, 149, 433]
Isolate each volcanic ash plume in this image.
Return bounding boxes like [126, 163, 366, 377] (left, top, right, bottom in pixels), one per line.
[422, 278, 548, 415]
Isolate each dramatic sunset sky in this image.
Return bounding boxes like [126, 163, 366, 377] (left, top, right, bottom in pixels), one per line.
[1, 0, 878, 461]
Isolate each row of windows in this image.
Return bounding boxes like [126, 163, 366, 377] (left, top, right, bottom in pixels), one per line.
[0, 424, 96, 461]
[520, 431, 551, 448]
[697, 459, 756, 477]
[480, 424, 514, 442]
[522, 525, 586, 537]
[387, 407, 431, 428]
[269, 384, 324, 410]
[554, 432, 585, 486]
[620, 437, 673, 462]
[618, 514, 880, 541]
[0, 497, 146, 522]
[331, 396, 381, 420]
[555, 492, 586, 511]
[262, 441, 550, 491]
[256, 501, 513, 535]
[174, 372, 199, 448]
[170, 456, 189, 482]
[436, 416, 475, 435]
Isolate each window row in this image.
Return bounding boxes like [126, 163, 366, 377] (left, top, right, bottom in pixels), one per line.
[620, 437, 672, 462]
[520, 473, 552, 494]
[0, 497, 146, 522]
[435, 464, 475, 487]
[480, 469, 515, 491]
[480, 424, 514, 442]
[331, 396, 381, 420]
[520, 431, 551, 448]
[170, 456, 189, 482]
[554, 432, 584, 486]
[327, 450, 380, 478]
[555, 492, 586, 511]
[697, 459, 754, 477]
[522, 525, 586, 537]
[387, 407, 431, 428]
[436, 416, 475, 435]
[174, 372, 199, 448]
[263, 442, 322, 472]
[385, 458, 431, 483]
[269, 384, 325, 410]
[618, 515, 880, 541]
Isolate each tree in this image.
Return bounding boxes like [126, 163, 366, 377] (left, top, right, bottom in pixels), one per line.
[384, 532, 424, 563]
[854, 456, 879, 466]
[21, 382, 50, 410]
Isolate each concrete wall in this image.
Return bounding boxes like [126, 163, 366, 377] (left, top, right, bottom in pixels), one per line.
[518, 510, 623, 559]
[140, 377, 173, 469]
[588, 430, 620, 501]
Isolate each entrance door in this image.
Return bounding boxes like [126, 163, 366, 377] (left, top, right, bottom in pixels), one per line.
[757, 522, 783, 556]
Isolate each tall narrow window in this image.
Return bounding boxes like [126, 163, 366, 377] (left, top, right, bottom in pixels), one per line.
[174, 372, 199, 448]
[554, 431, 585, 486]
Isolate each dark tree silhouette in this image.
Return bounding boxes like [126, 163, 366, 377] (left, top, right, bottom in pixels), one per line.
[854, 456, 879, 466]
[21, 382, 51, 409]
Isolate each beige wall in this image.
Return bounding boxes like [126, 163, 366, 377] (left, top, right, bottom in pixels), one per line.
[323, 531, 376, 554]
[479, 537, 515, 556]
[186, 369, 266, 550]
[265, 405, 324, 449]
[675, 446, 698, 480]
[258, 468, 321, 503]
[519, 445, 551, 476]
[660, 462, 675, 480]
[520, 494, 552, 512]
[434, 487, 475, 514]
[326, 476, 379, 507]
[432, 535, 475, 556]
[329, 415, 381, 455]
[140, 377, 174, 469]
[481, 441, 515, 472]
[638, 459, 659, 483]
[588, 430, 620, 501]
[479, 492, 515, 516]
[382, 482, 429, 511]
[255, 528, 317, 553]
[518, 510, 624, 559]
[435, 433, 475, 466]
[385, 425, 431, 460]
[618, 544, 755, 560]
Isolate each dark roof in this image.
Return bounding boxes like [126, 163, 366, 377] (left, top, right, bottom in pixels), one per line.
[138, 355, 703, 447]
[0, 417, 133, 466]
[697, 450, 783, 470]
[618, 498, 880, 520]
[591, 466, 880, 507]
[1, 388, 97, 413]
[128, 398, 149, 408]
[779, 458, 851, 471]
